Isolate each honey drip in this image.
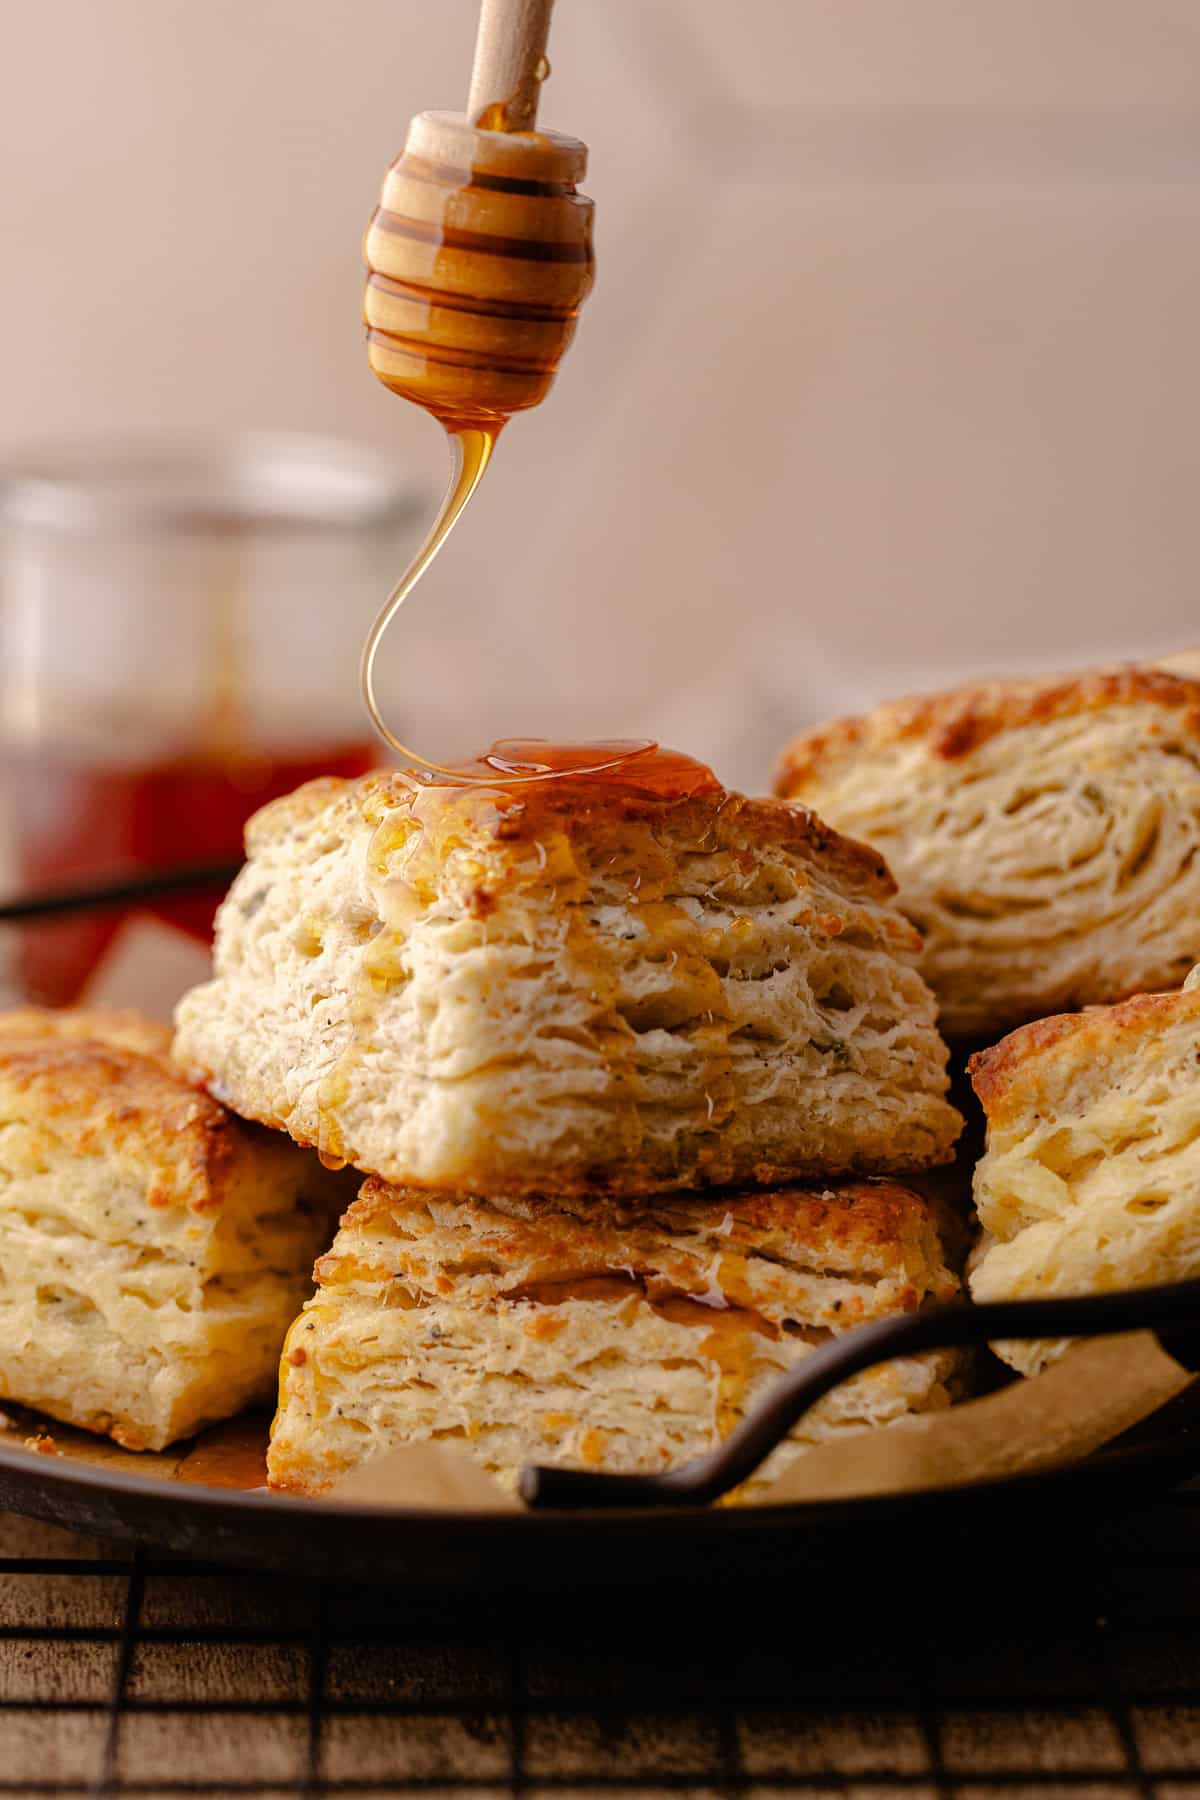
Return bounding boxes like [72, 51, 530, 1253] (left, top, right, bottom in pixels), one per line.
[358, 418, 658, 788]
[360, 429, 660, 789]
[358, 422, 497, 774]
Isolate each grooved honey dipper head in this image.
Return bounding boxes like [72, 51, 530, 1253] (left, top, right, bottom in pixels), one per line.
[364, 110, 595, 430]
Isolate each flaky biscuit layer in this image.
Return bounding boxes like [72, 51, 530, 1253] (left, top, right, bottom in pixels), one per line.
[0, 1010, 347, 1449]
[175, 767, 959, 1194]
[968, 972, 1200, 1372]
[267, 1179, 962, 1498]
[775, 666, 1200, 1040]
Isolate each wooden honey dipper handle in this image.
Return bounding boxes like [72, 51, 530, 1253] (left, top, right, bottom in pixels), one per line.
[467, 0, 555, 132]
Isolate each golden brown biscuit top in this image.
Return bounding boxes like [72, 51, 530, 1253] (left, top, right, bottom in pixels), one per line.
[0, 1017, 272, 1216]
[775, 666, 1200, 791]
[968, 983, 1200, 1125]
[324, 1177, 956, 1313]
[246, 759, 898, 905]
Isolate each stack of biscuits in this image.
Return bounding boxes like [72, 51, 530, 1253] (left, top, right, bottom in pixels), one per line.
[166, 749, 966, 1496]
[7, 655, 1196, 1492]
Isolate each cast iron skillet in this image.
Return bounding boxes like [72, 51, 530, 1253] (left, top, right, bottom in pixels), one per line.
[2, 867, 1199, 1585]
[0, 1279, 1198, 1587]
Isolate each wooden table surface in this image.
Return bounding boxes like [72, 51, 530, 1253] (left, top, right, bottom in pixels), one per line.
[3, 1487, 1200, 1799]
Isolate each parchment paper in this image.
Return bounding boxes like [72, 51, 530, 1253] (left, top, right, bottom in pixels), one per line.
[754, 1330, 1191, 1505]
[329, 1444, 522, 1511]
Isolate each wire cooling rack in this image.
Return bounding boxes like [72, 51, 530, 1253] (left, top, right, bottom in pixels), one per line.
[4, 1484, 1200, 1798]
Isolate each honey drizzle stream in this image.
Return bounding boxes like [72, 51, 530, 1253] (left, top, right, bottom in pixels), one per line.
[358, 424, 653, 790]
[359, 423, 495, 774]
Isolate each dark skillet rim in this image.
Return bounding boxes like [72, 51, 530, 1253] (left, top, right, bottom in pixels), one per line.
[1, 1383, 1197, 1537]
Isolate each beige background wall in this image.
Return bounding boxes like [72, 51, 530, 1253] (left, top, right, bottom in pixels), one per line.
[3, 1, 1199, 788]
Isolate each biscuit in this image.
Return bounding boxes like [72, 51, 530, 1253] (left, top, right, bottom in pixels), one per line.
[0, 1011, 347, 1449]
[774, 666, 1200, 1040]
[267, 1178, 963, 1498]
[968, 970, 1200, 1373]
[173, 757, 960, 1195]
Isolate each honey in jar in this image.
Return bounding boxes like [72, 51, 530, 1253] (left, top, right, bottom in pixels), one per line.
[0, 437, 421, 1003]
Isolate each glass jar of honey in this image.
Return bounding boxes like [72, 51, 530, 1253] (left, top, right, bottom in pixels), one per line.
[0, 434, 427, 1006]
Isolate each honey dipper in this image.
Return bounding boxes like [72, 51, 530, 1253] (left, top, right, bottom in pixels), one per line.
[359, 0, 631, 783]
[364, 0, 594, 428]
